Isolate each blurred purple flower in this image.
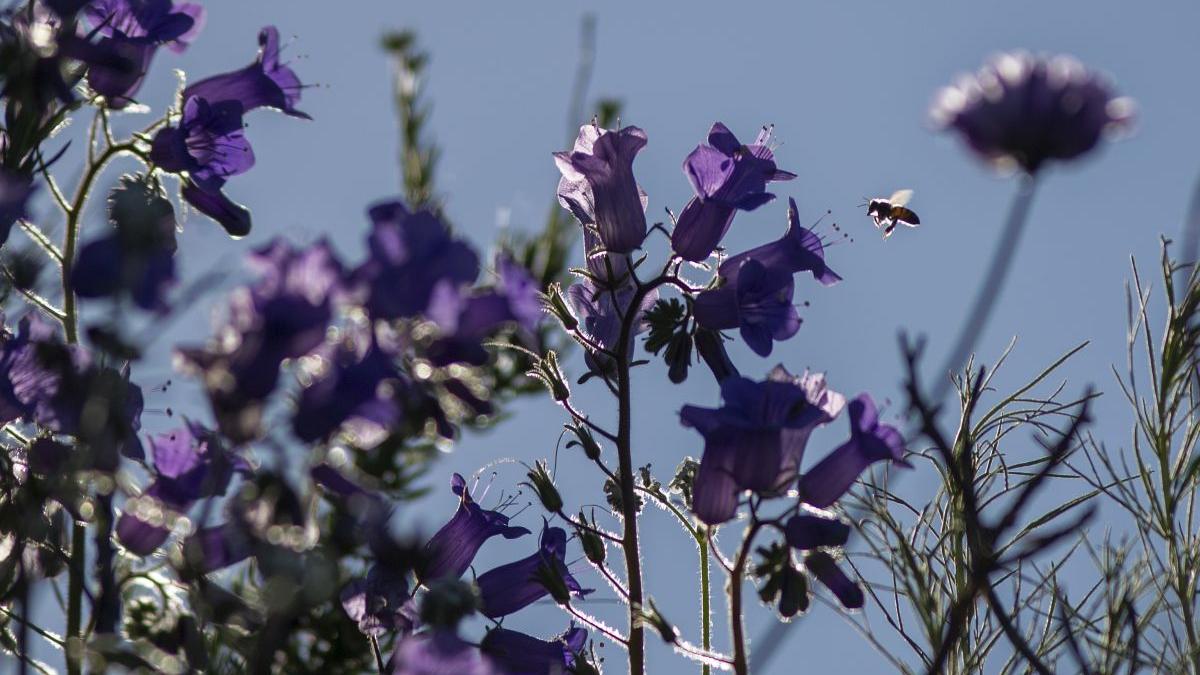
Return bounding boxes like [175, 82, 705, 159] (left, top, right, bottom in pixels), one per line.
[555, 123, 649, 256]
[389, 631, 499, 675]
[420, 473, 530, 583]
[671, 122, 795, 262]
[476, 521, 591, 619]
[82, 0, 204, 107]
[184, 25, 309, 119]
[424, 255, 543, 366]
[150, 95, 254, 236]
[340, 564, 418, 638]
[353, 200, 479, 320]
[480, 625, 588, 675]
[179, 522, 253, 574]
[117, 423, 246, 554]
[931, 51, 1134, 173]
[784, 514, 850, 551]
[177, 239, 342, 442]
[681, 369, 843, 525]
[294, 337, 408, 443]
[798, 394, 909, 508]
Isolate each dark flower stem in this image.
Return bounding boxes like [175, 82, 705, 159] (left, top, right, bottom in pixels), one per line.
[370, 635, 385, 673]
[62, 140, 144, 675]
[729, 520, 765, 675]
[933, 174, 1039, 402]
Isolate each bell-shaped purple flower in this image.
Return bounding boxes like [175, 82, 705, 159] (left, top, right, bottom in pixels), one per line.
[804, 550, 863, 610]
[353, 200, 480, 321]
[798, 394, 910, 508]
[481, 625, 588, 675]
[476, 522, 591, 619]
[566, 278, 658, 375]
[389, 631, 499, 675]
[0, 169, 35, 249]
[671, 122, 796, 262]
[720, 198, 840, 287]
[82, 0, 205, 108]
[149, 95, 254, 236]
[693, 258, 800, 358]
[340, 564, 418, 638]
[183, 25, 308, 119]
[424, 256, 543, 367]
[421, 474, 530, 582]
[555, 123, 649, 256]
[785, 514, 850, 551]
[930, 52, 1134, 173]
[294, 341, 408, 443]
[681, 370, 842, 525]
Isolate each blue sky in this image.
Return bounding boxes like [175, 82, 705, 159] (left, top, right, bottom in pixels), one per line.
[42, 0, 1200, 671]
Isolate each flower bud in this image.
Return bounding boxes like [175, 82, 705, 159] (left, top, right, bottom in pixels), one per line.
[525, 460, 563, 514]
[541, 282, 578, 332]
[565, 421, 602, 461]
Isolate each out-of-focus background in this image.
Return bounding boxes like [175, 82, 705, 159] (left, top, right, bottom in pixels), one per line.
[50, 0, 1200, 671]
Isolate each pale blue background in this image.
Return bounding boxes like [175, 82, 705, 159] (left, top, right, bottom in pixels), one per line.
[33, 0, 1200, 672]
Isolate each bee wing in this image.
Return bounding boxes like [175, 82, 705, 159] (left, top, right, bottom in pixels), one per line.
[892, 207, 921, 227]
[888, 189, 913, 207]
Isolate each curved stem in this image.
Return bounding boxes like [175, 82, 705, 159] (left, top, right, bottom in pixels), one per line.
[933, 175, 1039, 402]
[729, 521, 764, 675]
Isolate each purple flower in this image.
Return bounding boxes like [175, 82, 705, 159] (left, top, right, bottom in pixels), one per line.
[566, 278, 658, 375]
[424, 256, 543, 367]
[681, 370, 843, 525]
[476, 522, 591, 619]
[389, 631, 499, 675]
[785, 514, 850, 551]
[340, 564, 418, 638]
[294, 339, 408, 443]
[481, 625, 588, 675]
[798, 394, 910, 508]
[177, 239, 342, 442]
[183, 26, 308, 119]
[178, 522, 253, 574]
[804, 550, 863, 610]
[693, 259, 800, 358]
[149, 95, 254, 236]
[693, 328, 739, 384]
[555, 123, 649, 256]
[420, 473, 530, 582]
[353, 200, 480, 321]
[82, 0, 205, 108]
[931, 52, 1134, 173]
[671, 122, 796, 262]
[117, 423, 245, 554]
[0, 169, 35, 248]
[719, 198, 840, 287]
[72, 175, 178, 312]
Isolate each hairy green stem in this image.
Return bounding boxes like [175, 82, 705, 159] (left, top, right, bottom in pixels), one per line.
[698, 527, 711, 675]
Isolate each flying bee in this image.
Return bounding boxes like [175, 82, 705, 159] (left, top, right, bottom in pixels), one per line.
[865, 189, 921, 239]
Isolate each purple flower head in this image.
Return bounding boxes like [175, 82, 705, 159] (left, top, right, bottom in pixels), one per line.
[82, 0, 205, 107]
[798, 394, 910, 508]
[481, 624, 588, 675]
[424, 256, 542, 367]
[183, 25, 308, 119]
[681, 370, 842, 525]
[389, 630, 499, 675]
[0, 169, 35, 248]
[353, 200, 480, 321]
[420, 473, 530, 582]
[804, 550, 863, 610]
[693, 258, 800, 358]
[566, 278, 658, 375]
[178, 522, 253, 574]
[177, 239, 342, 442]
[294, 335, 408, 443]
[719, 198, 840, 287]
[340, 564, 418, 638]
[931, 52, 1134, 173]
[72, 174, 178, 312]
[149, 95, 254, 236]
[671, 122, 796, 262]
[117, 423, 247, 554]
[555, 123, 649, 256]
[476, 521, 591, 619]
